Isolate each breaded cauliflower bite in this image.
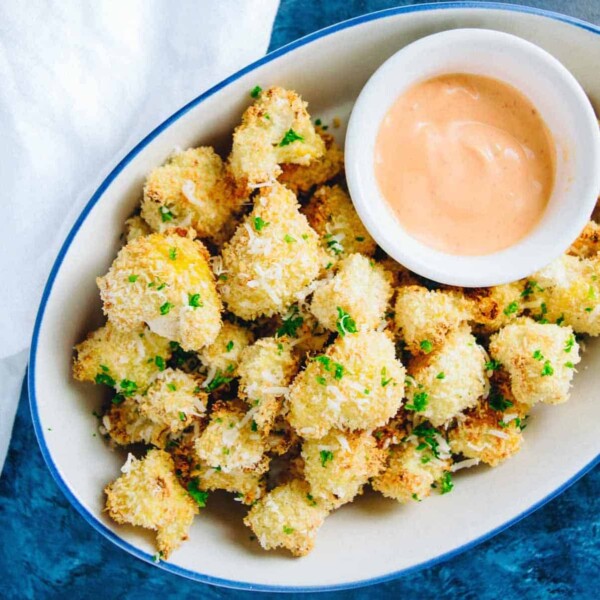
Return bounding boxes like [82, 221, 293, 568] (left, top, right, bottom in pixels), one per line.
[73, 322, 172, 393]
[244, 479, 330, 557]
[237, 337, 299, 431]
[302, 430, 385, 509]
[97, 232, 222, 350]
[303, 185, 377, 260]
[466, 282, 525, 334]
[310, 254, 392, 333]
[219, 183, 324, 319]
[530, 254, 600, 335]
[568, 220, 600, 259]
[123, 215, 152, 243]
[103, 397, 168, 447]
[288, 330, 406, 439]
[449, 399, 525, 467]
[141, 147, 245, 243]
[394, 285, 472, 355]
[229, 87, 325, 190]
[279, 131, 344, 194]
[195, 403, 268, 474]
[136, 368, 207, 434]
[372, 439, 451, 503]
[405, 327, 488, 427]
[489, 318, 580, 405]
[190, 463, 266, 505]
[105, 449, 198, 558]
[198, 321, 254, 376]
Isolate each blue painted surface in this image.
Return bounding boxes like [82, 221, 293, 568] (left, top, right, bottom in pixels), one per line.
[2, 1, 599, 598]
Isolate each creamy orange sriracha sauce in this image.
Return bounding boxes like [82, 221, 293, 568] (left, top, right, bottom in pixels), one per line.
[375, 73, 556, 255]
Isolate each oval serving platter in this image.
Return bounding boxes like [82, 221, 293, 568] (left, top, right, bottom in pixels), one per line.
[29, 2, 600, 592]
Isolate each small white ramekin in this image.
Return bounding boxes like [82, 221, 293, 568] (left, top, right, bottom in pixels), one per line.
[345, 28, 600, 287]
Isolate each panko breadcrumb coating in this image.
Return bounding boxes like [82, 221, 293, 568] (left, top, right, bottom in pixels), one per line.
[406, 327, 488, 427]
[303, 185, 376, 260]
[97, 232, 222, 351]
[279, 131, 344, 194]
[378, 256, 420, 288]
[195, 403, 268, 474]
[103, 397, 168, 447]
[288, 330, 406, 439]
[568, 220, 600, 259]
[191, 463, 266, 505]
[237, 337, 299, 431]
[136, 368, 207, 435]
[244, 479, 330, 557]
[372, 440, 451, 503]
[124, 215, 152, 243]
[394, 285, 472, 355]
[105, 449, 198, 558]
[530, 254, 600, 335]
[449, 399, 525, 467]
[219, 183, 324, 320]
[489, 318, 580, 405]
[229, 87, 325, 190]
[466, 282, 525, 334]
[198, 321, 254, 376]
[302, 430, 385, 509]
[73, 322, 172, 393]
[141, 147, 245, 243]
[310, 254, 392, 333]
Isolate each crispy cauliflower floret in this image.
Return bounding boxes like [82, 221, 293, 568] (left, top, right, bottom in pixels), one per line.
[264, 416, 301, 457]
[372, 439, 451, 503]
[195, 403, 268, 474]
[141, 147, 245, 243]
[136, 368, 207, 435]
[190, 463, 266, 505]
[97, 232, 222, 350]
[124, 215, 152, 243]
[568, 220, 600, 259]
[237, 337, 299, 431]
[229, 87, 325, 190]
[406, 327, 488, 426]
[73, 322, 171, 393]
[531, 254, 600, 335]
[378, 256, 420, 288]
[219, 183, 324, 319]
[244, 479, 329, 557]
[105, 449, 198, 558]
[449, 399, 525, 467]
[310, 254, 392, 333]
[198, 321, 254, 376]
[489, 318, 580, 405]
[302, 430, 385, 509]
[288, 330, 406, 439]
[279, 131, 344, 194]
[466, 282, 525, 334]
[395, 286, 472, 355]
[303, 185, 376, 260]
[103, 397, 165, 447]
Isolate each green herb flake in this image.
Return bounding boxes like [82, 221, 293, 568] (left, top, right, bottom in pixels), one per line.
[187, 478, 208, 507]
[95, 372, 116, 387]
[485, 359, 502, 371]
[279, 128, 304, 147]
[205, 369, 234, 393]
[283, 526, 295, 535]
[168, 247, 177, 260]
[521, 280, 544, 298]
[167, 383, 177, 392]
[316, 375, 327, 386]
[420, 340, 433, 354]
[119, 379, 138, 397]
[564, 335, 575, 353]
[315, 118, 322, 126]
[155, 356, 166, 371]
[159, 206, 173, 222]
[541, 360, 554, 377]
[320, 450, 334, 467]
[276, 305, 304, 338]
[253, 216, 269, 231]
[405, 391, 428, 412]
[160, 301, 174, 315]
[250, 85, 262, 98]
[284, 234, 297, 243]
[306, 493, 317, 506]
[436, 372, 446, 380]
[188, 293, 203, 308]
[336, 307, 357, 337]
[355, 236, 365, 242]
[565, 361, 575, 369]
[489, 388, 513, 412]
[251, 420, 258, 432]
[440, 472, 454, 494]
[533, 349, 544, 361]
[226, 340, 234, 352]
[381, 366, 393, 387]
[504, 301, 519, 316]
[128, 274, 138, 283]
[178, 411, 186, 422]
[325, 262, 333, 270]
[111, 394, 125, 405]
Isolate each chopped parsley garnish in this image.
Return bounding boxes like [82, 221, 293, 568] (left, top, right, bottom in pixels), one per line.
[556, 314, 565, 326]
[160, 206, 174, 222]
[412, 493, 421, 502]
[306, 493, 317, 506]
[420, 340, 433, 354]
[405, 391, 428, 412]
[284, 234, 296, 243]
[119, 379, 138, 397]
[325, 262, 333, 270]
[167, 383, 177, 392]
[283, 526, 295, 534]
[488, 388, 513, 412]
[536, 302, 549, 323]
[168, 247, 177, 260]
[521, 280, 544, 298]
[111, 394, 125, 405]
[324, 234, 343, 255]
[503, 301, 519, 316]
[314, 355, 344, 381]
[250, 85, 262, 98]
[564, 335, 575, 353]
[541, 360, 554, 377]
[336, 307, 357, 337]
[128, 274, 138, 283]
[585, 307, 593, 313]
[485, 359, 502, 371]
[533, 349, 544, 361]
[155, 356, 166, 371]
[226, 340, 234, 352]
[160, 301, 174, 315]
[315, 119, 322, 126]
[178, 411, 186, 422]
[253, 216, 269, 231]
[355, 236, 365, 242]
[95, 372, 116, 387]
[205, 369, 233, 392]
[279, 128, 304, 147]
[187, 478, 208, 507]
[440, 472, 454, 494]
[381, 366, 393, 387]
[316, 376, 327, 386]
[251, 420, 258, 432]
[412, 423, 441, 458]
[276, 305, 304, 338]
[301, 234, 309, 240]
[436, 372, 446, 380]
[188, 293, 203, 308]
[320, 450, 334, 467]
[565, 361, 575, 369]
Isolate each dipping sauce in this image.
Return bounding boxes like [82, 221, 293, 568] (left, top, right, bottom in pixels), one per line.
[375, 73, 556, 255]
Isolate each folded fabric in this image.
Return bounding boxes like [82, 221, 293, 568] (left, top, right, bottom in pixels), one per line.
[0, 0, 279, 473]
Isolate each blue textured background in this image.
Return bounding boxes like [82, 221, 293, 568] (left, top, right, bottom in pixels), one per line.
[2, 2, 599, 598]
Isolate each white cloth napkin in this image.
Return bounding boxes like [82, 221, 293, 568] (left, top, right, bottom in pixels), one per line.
[0, 0, 279, 473]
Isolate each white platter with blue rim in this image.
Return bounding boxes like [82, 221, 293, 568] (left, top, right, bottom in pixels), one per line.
[29, 2, 600, 592]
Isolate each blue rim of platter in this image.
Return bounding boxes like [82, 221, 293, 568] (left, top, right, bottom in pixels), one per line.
[28, 2, 600, 593]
